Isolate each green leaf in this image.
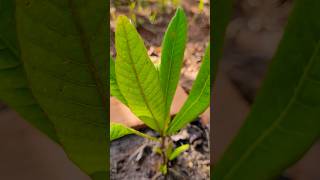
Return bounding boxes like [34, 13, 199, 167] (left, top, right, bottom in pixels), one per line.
[159, 8, 187, 116]
[213, 0, 320, 179]
[212, 0, 234, 81]
[167, 44, 210, 134]
[115, 15, 166, 133]
[0, 0, 58, 142]
[15, 0, 108, 177]
[110, 56, 127, 105]
[169, 144, 189, 160]
[110, 123, 133, 141]
[110, 123, 158, 141]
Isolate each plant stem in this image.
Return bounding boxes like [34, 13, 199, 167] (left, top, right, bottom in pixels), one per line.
[161, 136, 169, 179]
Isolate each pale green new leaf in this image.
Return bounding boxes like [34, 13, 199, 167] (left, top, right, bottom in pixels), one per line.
[213, 0, 320, 179]
[115, 16, 166, 133]
[15, 0, 108, 178]
[160, 7, 187, 115]
[167, 44, 210, 134]
[110, 123, 158, 141]
[169, 144, 189, 160]
[0, 0, 58, 142]
[110, 56, 127, 105]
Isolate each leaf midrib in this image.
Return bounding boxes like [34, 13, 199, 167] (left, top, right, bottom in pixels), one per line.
[223, 42, 320, 179]
[163, 13, 181, 111]
[68, 0, 107, 111]
[121, 22, 162, 133]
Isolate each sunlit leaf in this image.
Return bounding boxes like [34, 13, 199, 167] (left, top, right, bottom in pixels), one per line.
[115, 15, 166, 133]
[110, 56, 127, 105]
[160, 7, 187, 116]
[167, 44, 210, 134]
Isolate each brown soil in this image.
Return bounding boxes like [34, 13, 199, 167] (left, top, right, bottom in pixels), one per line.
[110, 120, 210, 180]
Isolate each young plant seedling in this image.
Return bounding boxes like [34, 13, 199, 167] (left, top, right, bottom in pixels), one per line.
[110, 8, 210, 176]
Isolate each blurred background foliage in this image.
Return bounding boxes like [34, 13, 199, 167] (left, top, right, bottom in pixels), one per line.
[110, 0, 208, 27]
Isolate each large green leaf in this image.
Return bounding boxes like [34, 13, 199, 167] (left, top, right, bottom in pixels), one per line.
[115, 15, 166, 134]
[167, 44, 210, 134]
[0, 0, 58, 142]
[110, 56, 127, 105]
[15, 0, 108, 178]
[213, 0, 320, 179]
[159, 7, 187, 115]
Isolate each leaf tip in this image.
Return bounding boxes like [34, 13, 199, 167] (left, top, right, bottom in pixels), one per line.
[116, 15, 132, 27]
[175, 7, 186, 18]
